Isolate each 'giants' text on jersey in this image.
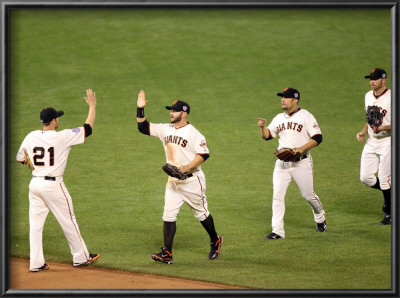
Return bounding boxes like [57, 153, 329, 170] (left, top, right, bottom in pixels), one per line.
[164, 135, 188, 147]
[276, 122, 303, 133]
[267, 108, 322, 150]
[150, 122, 210, 170]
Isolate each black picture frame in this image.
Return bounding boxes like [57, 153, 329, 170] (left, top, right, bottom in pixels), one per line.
[1, 0, 398, 297]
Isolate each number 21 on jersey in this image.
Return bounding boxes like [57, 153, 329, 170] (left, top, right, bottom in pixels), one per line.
[33, 147, 54, 166]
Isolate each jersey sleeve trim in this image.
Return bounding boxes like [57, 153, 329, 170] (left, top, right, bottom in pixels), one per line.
[198, 153, 210, 162]
[84, 123, 92, 138]
[263, 128, 274, 141]
[311, 134, 323, 145]
[138, 120, 150, 135]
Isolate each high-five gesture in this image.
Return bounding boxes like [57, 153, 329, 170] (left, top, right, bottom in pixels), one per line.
[137, 90, 147, 122]
[84, 89, 96, 128]
[84, 89, 97, 107]
[137, 90, 148, 108]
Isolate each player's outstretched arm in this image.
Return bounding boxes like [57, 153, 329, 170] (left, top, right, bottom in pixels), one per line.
[137, 89, 151, 135]
[84, 89, 97, 128]
[137, 90, 147, 123]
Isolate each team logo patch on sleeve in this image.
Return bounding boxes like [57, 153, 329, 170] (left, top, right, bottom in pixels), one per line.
[72, 127, 81, 134]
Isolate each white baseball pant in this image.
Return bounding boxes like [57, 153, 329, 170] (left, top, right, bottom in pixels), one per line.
[360, 137, 391, 190]
[271, 157, 325, 238]
[28, 176, 90, 270]
[162, 172, 210, 222]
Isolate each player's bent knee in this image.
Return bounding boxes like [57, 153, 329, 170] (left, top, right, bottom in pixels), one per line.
[360, 175, 375, 187]
[162, 214, 178, 222]
[195, 211, 209, 222]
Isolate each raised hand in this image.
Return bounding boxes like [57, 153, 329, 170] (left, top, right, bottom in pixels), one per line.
[257, 118, 267, 127]
[137, 90, 147, 108]
[84, 89, 97, 107]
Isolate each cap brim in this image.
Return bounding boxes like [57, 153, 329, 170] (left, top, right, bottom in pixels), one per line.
[165, 105, 190, 114]
[277, 93, 284, 97]
[57, 111, 64, 117]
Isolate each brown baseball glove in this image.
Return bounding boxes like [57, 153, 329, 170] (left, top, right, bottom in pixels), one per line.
[274, 147, 302, 162]
[162, 163, 189, 180]
[23, 148, 35, 171]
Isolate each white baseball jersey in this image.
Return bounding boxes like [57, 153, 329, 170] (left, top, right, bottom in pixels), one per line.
[147, 122, 210, 222]
[360, 88, 391, 190]
[267, 108, 322, 151]
[265, 107, 325, 238]
[16, 127, 86, 176]
[16, 125, 92, 270]
[365, 89, 391, 139]
[149, 122, 209, 171]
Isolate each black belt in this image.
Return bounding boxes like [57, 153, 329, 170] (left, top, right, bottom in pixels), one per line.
[187, 174, 193, 178]
[292, 155, 308, 162]
[44, 176, 56, 181]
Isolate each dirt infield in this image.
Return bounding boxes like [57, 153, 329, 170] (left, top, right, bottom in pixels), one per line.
[9, 258, 243, 289]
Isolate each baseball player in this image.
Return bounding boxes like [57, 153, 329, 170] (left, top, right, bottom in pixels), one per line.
[136, 90, 222, 264]
[257, 87, 326, 239]
[16, 89, 99, 271]
[356, 68, 391, 225]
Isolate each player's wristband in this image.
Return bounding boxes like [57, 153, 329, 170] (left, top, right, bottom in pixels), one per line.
[137, 107, 145, 118]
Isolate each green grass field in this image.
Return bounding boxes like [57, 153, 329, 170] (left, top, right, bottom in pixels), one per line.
[8, 8, 392, 289]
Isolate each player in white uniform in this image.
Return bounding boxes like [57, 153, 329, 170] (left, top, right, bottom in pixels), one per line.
[257, 87, 326, 239]
[356, 68, 391, 225]
[136, 90, 222, 264]
[16, 89, 99, 271]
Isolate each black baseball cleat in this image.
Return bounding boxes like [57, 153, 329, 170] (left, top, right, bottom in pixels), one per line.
[316, 221, 327, 232]
[209, 235, 223, 260]
[152, 247, 173, 264]
[30, 263, 49, 272]
[380, 215, 391, 225]
[264, 232, 282, 240]
[74, 253, 100, 267]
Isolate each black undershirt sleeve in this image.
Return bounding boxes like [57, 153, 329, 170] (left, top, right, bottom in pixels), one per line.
[84, 123, 92, 137]
[138, 120, 150, 135]
[311, 134, 323, 145]
[200, 154, 210, 162]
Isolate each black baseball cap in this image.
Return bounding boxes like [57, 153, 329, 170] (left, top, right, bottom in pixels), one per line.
[277, 87, 300, 101]
[364, 68, 387, 80]
[40, 107, 64, 123]
[166, 100, 190, 114]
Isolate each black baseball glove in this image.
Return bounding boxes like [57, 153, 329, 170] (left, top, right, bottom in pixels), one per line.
[162, 163, 189, 180]
[366, 105, 383, 132]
